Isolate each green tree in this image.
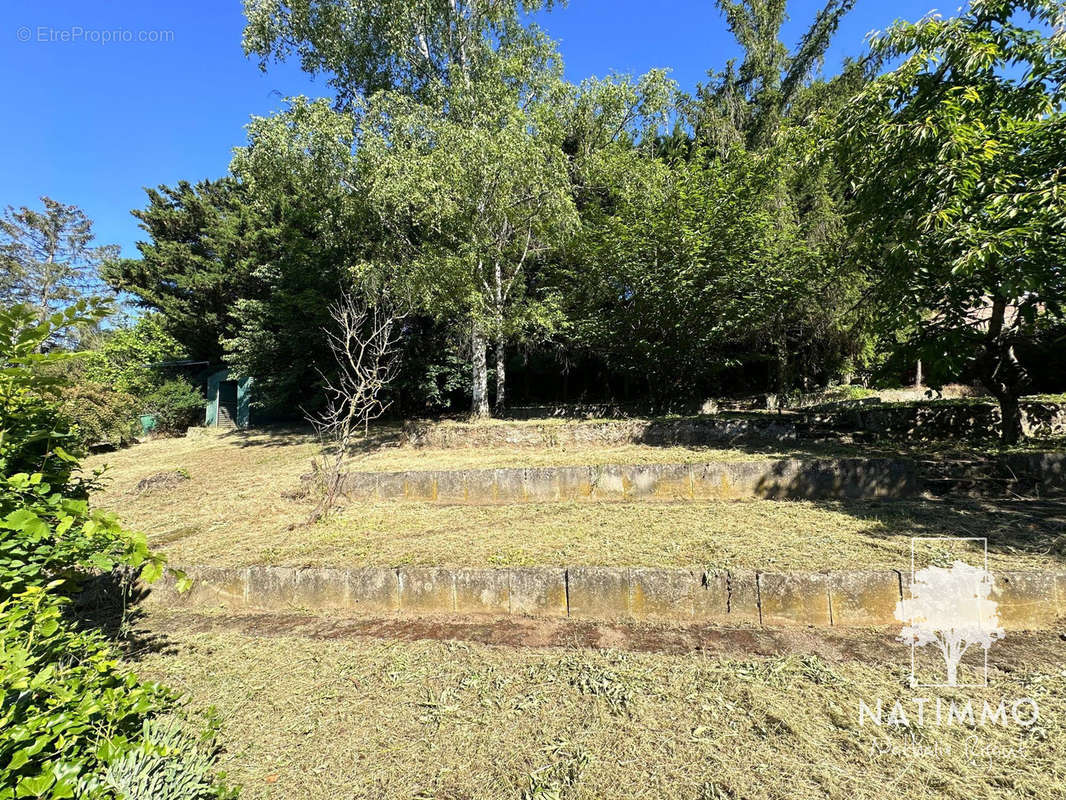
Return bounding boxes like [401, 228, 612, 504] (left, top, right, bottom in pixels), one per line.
[552, 28, 863, 399]
[225, 99, 377, 407]
[243, 0, 573, 416]
[81, 312, 189, 397]
[242, 0, 562, 109]
[838, 0, 1066, 442]
[0, 198, 117, 331]
[690, 0, 859, 151]
[562, 140, 855, 400]
[103, 178, 254, 366]
[358, 80, 577, 415]
[677, 0, 870, 394]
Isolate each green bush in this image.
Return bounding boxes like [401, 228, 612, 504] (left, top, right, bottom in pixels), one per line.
[0, 588, 236, 800]
[0, 388, 79, 481]
[81, 313, 189, 398]
[100, 716, 235, 800]
[143, 379, 204, 436]
[0, 306, 97, 481]
[60, 383, 140, 450]
[1, 302, 235, 799]
[0, 468, 161, 597]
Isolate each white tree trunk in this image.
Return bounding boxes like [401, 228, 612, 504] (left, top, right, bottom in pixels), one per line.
[495, 334, 506, 413]
[471, 318, 490, 417]
[492, 257, 506, 414]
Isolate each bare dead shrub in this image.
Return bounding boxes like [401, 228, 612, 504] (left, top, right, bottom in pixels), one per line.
[306, 287, 407, 523]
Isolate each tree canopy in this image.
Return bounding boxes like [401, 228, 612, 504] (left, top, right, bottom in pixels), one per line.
[839, 0, 1066, 441]
[92, 0, 1066, 438]
[1, 198, 117, 330]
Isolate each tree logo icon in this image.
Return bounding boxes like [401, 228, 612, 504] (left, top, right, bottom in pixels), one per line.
[895, 538, 1004, 687]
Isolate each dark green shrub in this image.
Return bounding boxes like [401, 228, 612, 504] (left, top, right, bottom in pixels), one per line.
[143, 379, 204, 435]
[60, 382, 140, 450]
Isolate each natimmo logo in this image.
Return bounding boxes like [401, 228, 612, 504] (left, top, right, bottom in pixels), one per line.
[899, 537, 1003, 688]
[858, 536, 1040, 731]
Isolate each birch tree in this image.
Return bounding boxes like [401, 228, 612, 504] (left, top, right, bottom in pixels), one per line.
[357, 86, 576, 416]
[243, 0, 562, 110]
[243, 0, 573, 416]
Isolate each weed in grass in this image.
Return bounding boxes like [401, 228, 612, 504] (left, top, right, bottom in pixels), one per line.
[522, 740, 589, 800]
[556, 652, 647, 715]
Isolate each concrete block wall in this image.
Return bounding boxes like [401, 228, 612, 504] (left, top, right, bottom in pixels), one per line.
[148, 565, 1066, 631]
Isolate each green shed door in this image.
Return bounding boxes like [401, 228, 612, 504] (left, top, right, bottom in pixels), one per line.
[217, 380, 239, 428]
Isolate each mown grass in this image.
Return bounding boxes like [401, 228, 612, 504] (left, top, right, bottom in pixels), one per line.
[355, 442, 800, 470]
[84, 424, 822, 483]
[94, 488, 1066, 573]
[135, 623, 1066, 800]
[79, 424, 832, 549]
[83, 427, 1066, 571]
[279, 498, 1066, 571]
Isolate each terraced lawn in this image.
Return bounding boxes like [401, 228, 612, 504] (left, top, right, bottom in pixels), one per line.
[83, 427, 1066, 572]
[81, 424, 833, 544]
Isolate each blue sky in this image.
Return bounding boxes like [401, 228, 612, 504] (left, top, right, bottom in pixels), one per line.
[3, 0, 945, 259]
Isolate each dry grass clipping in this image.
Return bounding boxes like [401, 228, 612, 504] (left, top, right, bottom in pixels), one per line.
[135, 625, 1066, 800]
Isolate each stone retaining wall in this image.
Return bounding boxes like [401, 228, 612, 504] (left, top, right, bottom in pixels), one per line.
[333, 458, 918, 503]
[821, 400, 1066, 441]
[148, 565, 1066, 630]
[401, 417, 798, 448]
[998, 452, 1066, 489]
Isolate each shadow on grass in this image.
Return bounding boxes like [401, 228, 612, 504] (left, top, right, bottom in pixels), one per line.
[73, 571, 179, 661]
[213, 423, 406, 453]
[810, 496, 1066, 566]
[209, 424, 316, 449]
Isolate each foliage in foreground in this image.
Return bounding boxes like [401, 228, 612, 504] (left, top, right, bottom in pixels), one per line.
[0, 589, 233, 800]
[0, 303, 234, 799]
